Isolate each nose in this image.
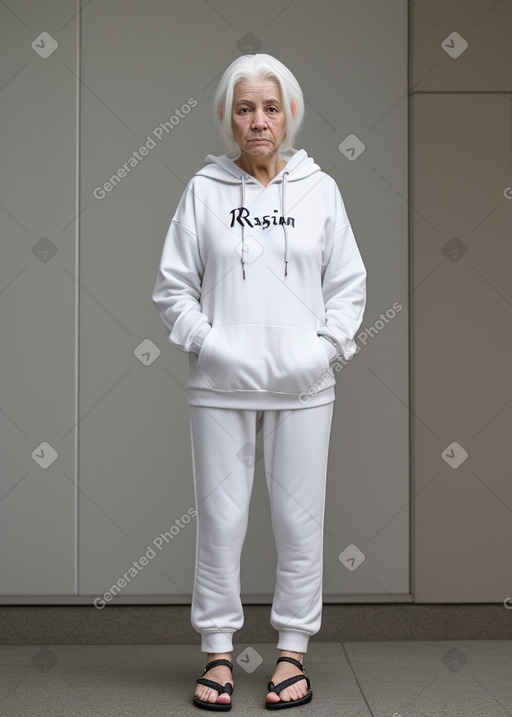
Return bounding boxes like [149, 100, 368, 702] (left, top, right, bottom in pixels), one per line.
[251, 108, 267, 129]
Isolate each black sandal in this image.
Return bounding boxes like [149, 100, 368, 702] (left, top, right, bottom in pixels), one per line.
[265, 656, 313, 710]
[193, 658, 234, 711]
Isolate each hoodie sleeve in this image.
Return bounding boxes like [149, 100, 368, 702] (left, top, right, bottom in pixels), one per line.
[317, 184, 367, 361]
[152, 180, 212, 353]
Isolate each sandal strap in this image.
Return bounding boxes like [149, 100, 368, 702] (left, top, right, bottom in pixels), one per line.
[196, 677, 233, 695]
[276, 656, 307, 673]
[268, 673, 311, 696]
[202, 658, 233, 674]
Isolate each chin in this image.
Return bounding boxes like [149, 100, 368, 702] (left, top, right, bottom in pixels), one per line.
[247, 145, 272, 153]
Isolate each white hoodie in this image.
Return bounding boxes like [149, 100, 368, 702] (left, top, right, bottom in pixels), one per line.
[152, 147, 367, 409]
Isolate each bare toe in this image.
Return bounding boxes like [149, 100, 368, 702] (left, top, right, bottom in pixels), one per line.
[195, 663, 233, 706]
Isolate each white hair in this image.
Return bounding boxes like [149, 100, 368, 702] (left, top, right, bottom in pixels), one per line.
[212, 53, 305, 160]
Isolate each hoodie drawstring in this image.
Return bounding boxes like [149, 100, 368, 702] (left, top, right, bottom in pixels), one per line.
[282, 171, 289, 276]
[240, 175, 246, 280]
[239, 170, 290, 280]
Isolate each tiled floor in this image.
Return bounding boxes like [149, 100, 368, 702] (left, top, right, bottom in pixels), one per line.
[1, 641, 511, 715]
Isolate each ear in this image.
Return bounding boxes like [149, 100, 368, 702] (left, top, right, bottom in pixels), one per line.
[290, 98, 298, 119]
[218, 102, 224, 122]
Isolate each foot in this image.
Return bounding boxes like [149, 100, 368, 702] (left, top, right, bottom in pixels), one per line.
[194, 652, 234, 707]
[266, 650, 308, 705]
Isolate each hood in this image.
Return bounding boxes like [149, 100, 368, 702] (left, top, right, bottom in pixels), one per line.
[195, 148, 322, 279]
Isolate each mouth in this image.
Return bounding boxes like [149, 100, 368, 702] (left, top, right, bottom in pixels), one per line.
[250, 139, 270, 142]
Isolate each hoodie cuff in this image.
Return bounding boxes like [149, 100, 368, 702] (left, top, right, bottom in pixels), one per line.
[318, 335, 339, 363]
[189, 323, 212, 355]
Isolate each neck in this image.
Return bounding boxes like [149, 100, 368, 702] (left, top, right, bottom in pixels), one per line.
[234, 151, 287, 186]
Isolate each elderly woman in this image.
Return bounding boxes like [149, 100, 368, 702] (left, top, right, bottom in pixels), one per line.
[152, 53, 367, 711]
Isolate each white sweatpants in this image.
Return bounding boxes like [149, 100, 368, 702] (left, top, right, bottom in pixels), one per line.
[188, 402, 334, 654]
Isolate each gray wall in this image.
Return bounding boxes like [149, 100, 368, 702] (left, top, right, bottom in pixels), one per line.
[411, 0, 512, 601]
[2, 0, 409, 604]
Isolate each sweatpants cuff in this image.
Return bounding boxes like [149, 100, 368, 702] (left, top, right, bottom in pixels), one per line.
[277, 629, 312, 654]
[201, 630, 236, 654]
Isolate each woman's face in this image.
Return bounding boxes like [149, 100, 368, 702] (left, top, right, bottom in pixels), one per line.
[231, 77, 287, 159]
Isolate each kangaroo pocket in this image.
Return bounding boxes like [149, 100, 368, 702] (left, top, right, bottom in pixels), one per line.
[196, 324, 330, 394]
